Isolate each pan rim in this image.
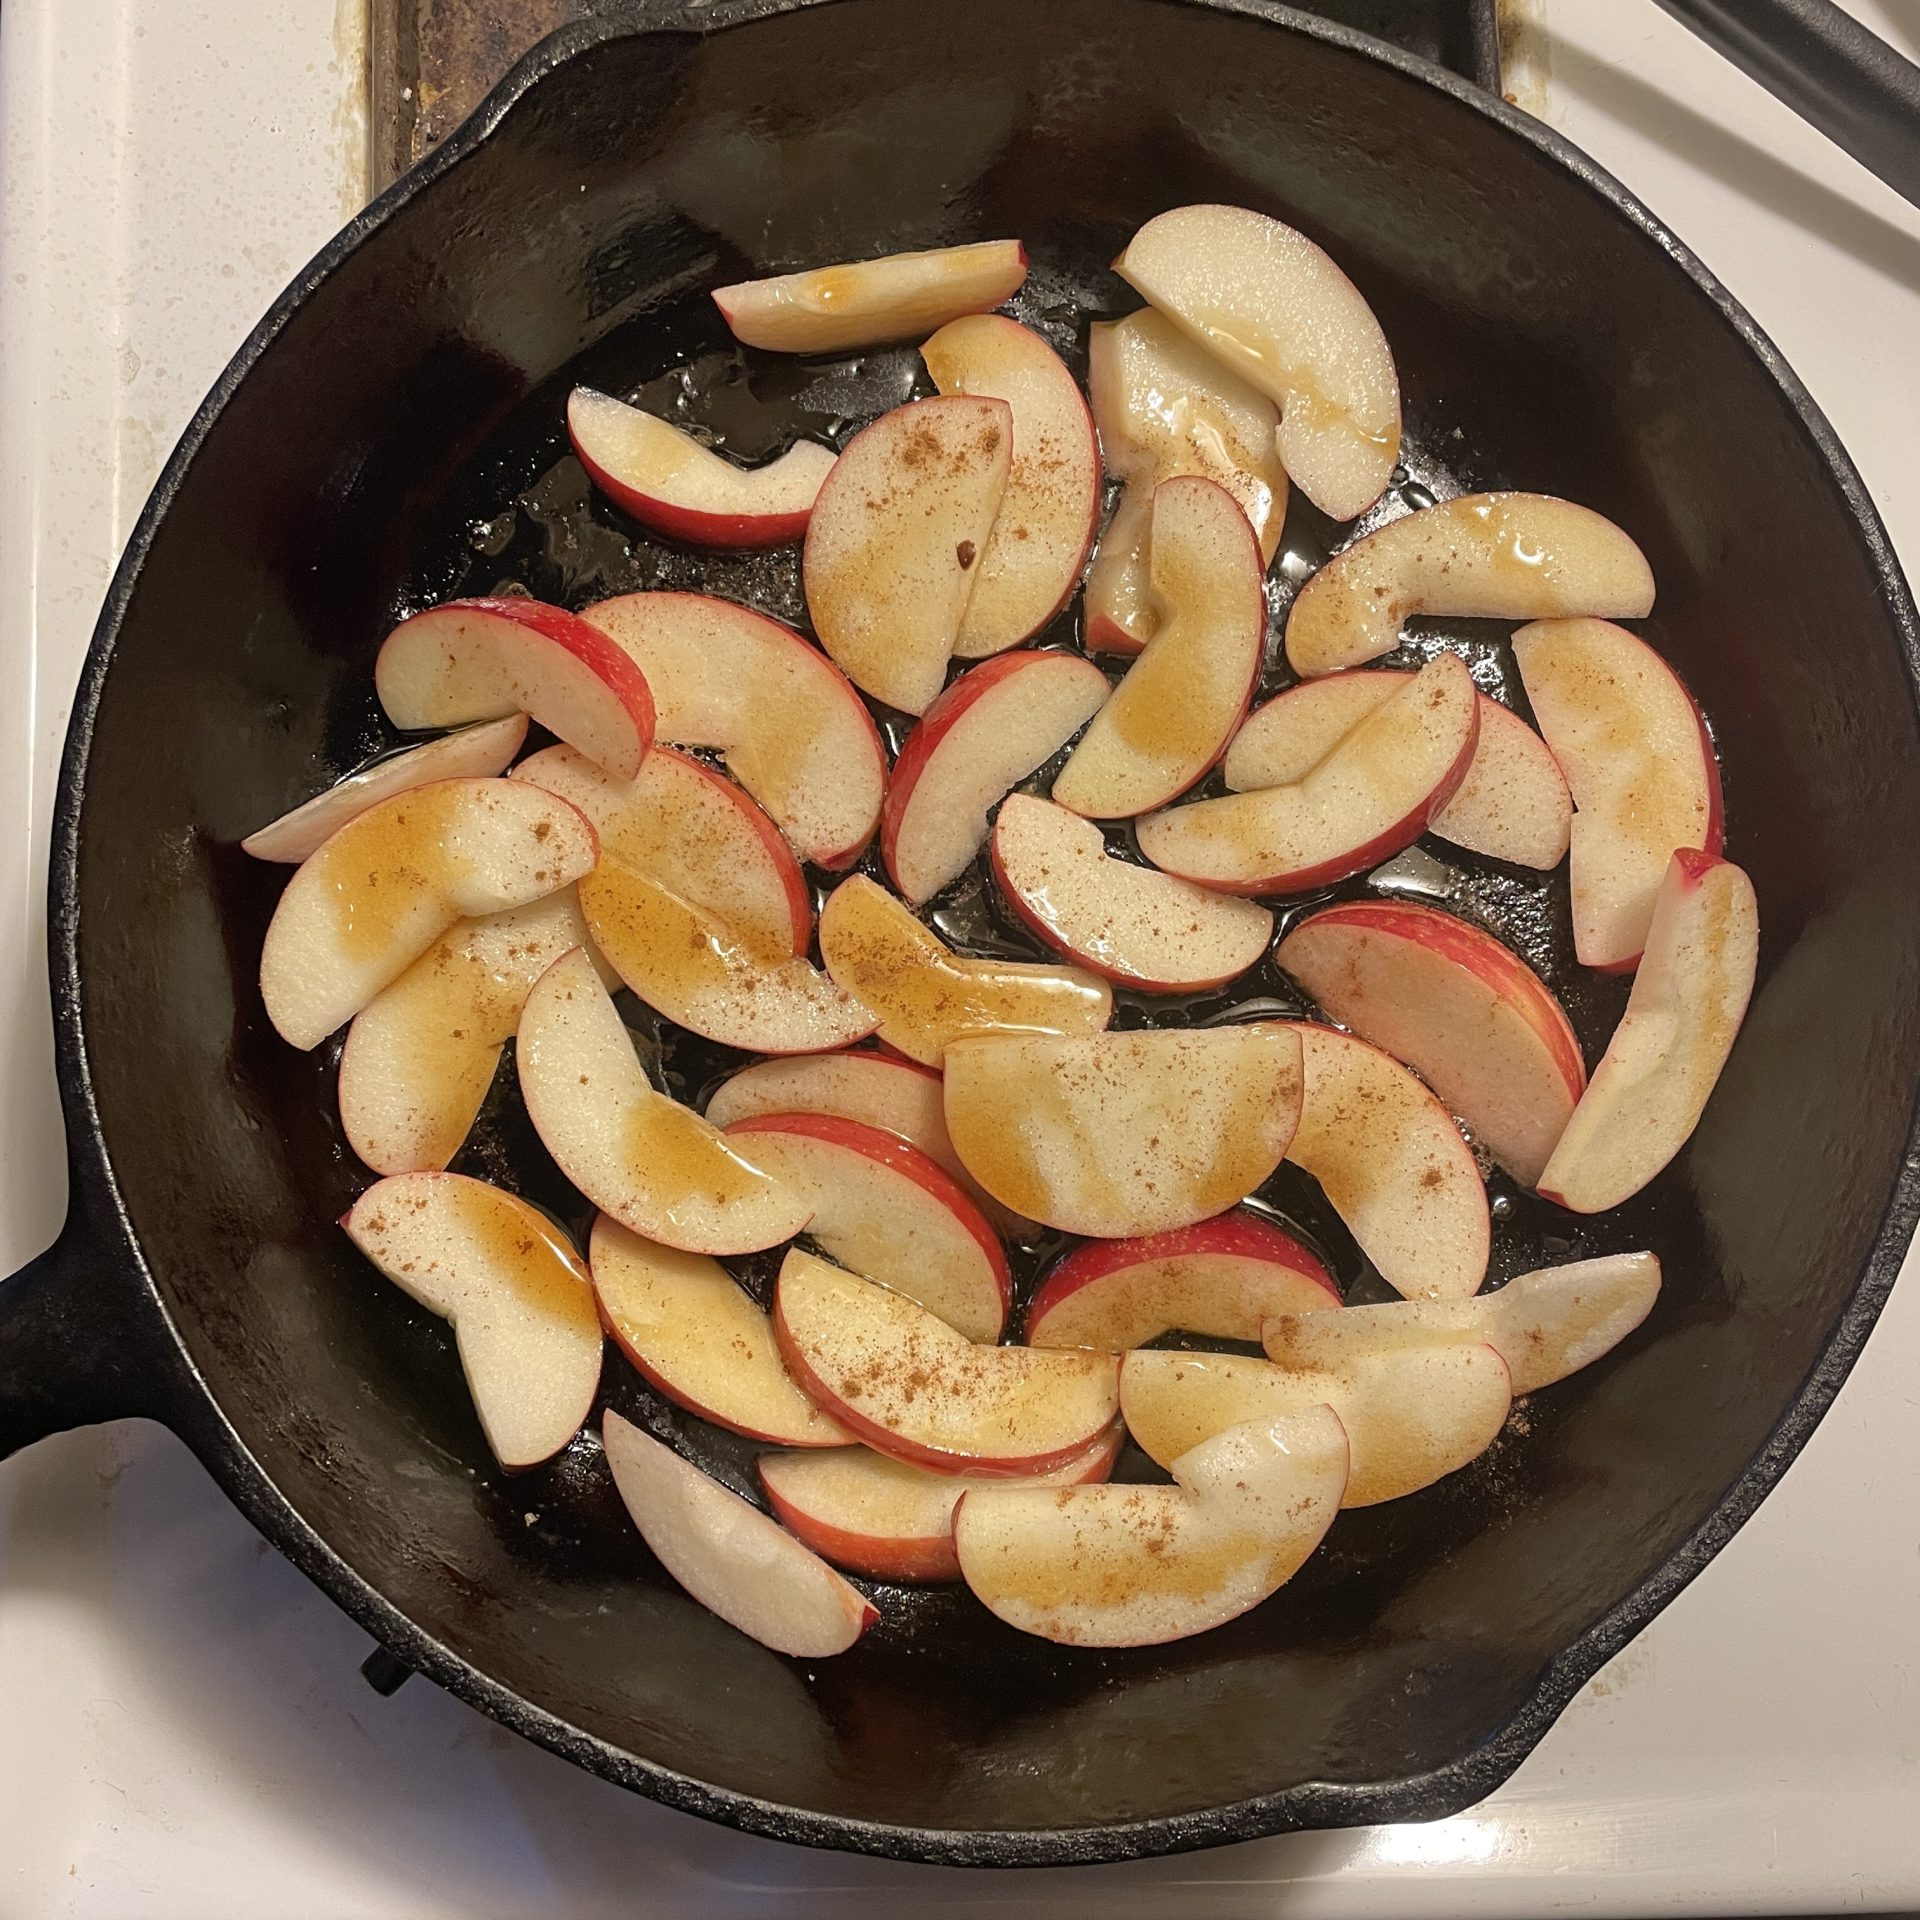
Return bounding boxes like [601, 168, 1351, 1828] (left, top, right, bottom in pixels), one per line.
[46, 0, 1920, 1868]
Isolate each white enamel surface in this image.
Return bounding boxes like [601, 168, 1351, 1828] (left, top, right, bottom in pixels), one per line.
[886, 652, 1109, 904]
[600, 1413, 872, 1659]
[15, 2, 1920, 1910]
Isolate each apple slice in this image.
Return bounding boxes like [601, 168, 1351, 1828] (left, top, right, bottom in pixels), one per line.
[1025, 1211, 1338, 1350]
[601, 1410, 876, 1658]
[1539, 852, 1757, 1212]
[242, 716, 528, 864]
[1223, 671, 1572, 872]
[582, 860, 877, 1056]
[1277, 901, 1585, 1188]
[511, 742, 808, 960]
[1114, 204, 1400, 522]
[338, 888, 596, 1175]
[803, 395, 1013, 715]
[817, 874, 1111, 1068]
[1283, 1023, 1489, 1302]
[376, 597, 654, 781]
[712, 239, 1029, 353]
[1120, 1344, 1510, 1507]
[1514, 617, 1724, 970]
[590, 1217, 849, 1447]
[1263, 1251, 1662, 1396]
[342, 1173, 601, 1470]
[567, 387, 835, 547]
[943, 1025, 1304, 1238]
[703, 1048, 1031, 1236]
[758, 1429, 1121, 1583]
[1284, 493, 1657, 677]
[723, 1112, 1010, 1342]
[921, 315, 1100, 656]
[583, 592, 884, 869]
[991, 793, 1273, 991]
[259, 778, 598, 1051]
[517, 949, 811, 1254]
[882, 651, 1110, 904]
[1050, 476, 1264, 818]
[774, 1250, 1120, 1475]
[1085, 308, 1288, 655]
[953, 1406, 1347, 1646]
[1136, 652, 1478, 893]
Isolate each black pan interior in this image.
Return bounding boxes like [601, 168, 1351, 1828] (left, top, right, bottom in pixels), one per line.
[66, 0, 1920, 1856]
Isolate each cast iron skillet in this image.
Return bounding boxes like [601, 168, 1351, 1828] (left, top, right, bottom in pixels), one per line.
[4, 0, 1920, 1870]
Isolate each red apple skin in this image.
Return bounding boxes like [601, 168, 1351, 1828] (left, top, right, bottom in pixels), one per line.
[758, 1426, 1122, 1583]
[655, 746, 814, 956]
[1024, 1212, 1341, 1344]
[1586, 693, 1728, 976]
[569, 439, 819, 549]
[1294, 900, 1587, 1106]
[881, 652, 1081, 889]
[377, 597, 656, 779]
[725, 1110, 1012, 1320]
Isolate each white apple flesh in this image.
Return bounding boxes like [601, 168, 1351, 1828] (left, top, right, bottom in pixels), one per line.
[1285, 493, 1656, 677]
[1115, 203, 1400, 522]
[723, 1111, 1010, 1342]
[1263, 1251, 1662, 1396]
[1120, 1343, 1510, 1507]
[338, 888, 597, 1175]
[342, 1173, 602, 1470]
[942, 1024, 1304, 1238]
[817, 874, 1111, 1068]
[589, 1217, 849, 1447]
[803, 395, 1013, 714]
[1283, 1023, 1489, 1301]
[1223, 671, 1572, 872]
[1051, 475, 1265, 818]
[583, 591, 884, 869]
[582, 861, 877, 1056]
[883, 650, 1109, 904]
[922, 314, 1100, 656]
[1137, 651, 1478, 892]
[953, 1405, 1348, 1647]
[704, 1048, 1031, 1236]
[375, 597, 655, 781]
[1084, 307, 1287, 655]
[990, 794, 1272, 991]
[242, 715, 528, 864]
[511, 742, 809, 961]
[1538, 852, 1757, 1212]
[601, 1410, 876, 1658]
[1023, 1210, 1339, 1350]
[1514, 616, 1724, 970]
[259, 778, 598, 1051]
[1278, 901, 1586, 1188]
[517, 949, 812, 1255]
[773, 1250, 1120, 1475]
[712, 239, 1028, 353]
[758, 1430, 1121, 1583]
[567, 387, 835, 547]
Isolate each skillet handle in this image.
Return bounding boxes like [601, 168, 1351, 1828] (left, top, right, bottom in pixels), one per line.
[0, 1220, 193, 1462]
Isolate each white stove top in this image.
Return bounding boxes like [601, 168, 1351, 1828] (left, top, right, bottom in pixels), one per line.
[5, 3, 1920, 1912]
